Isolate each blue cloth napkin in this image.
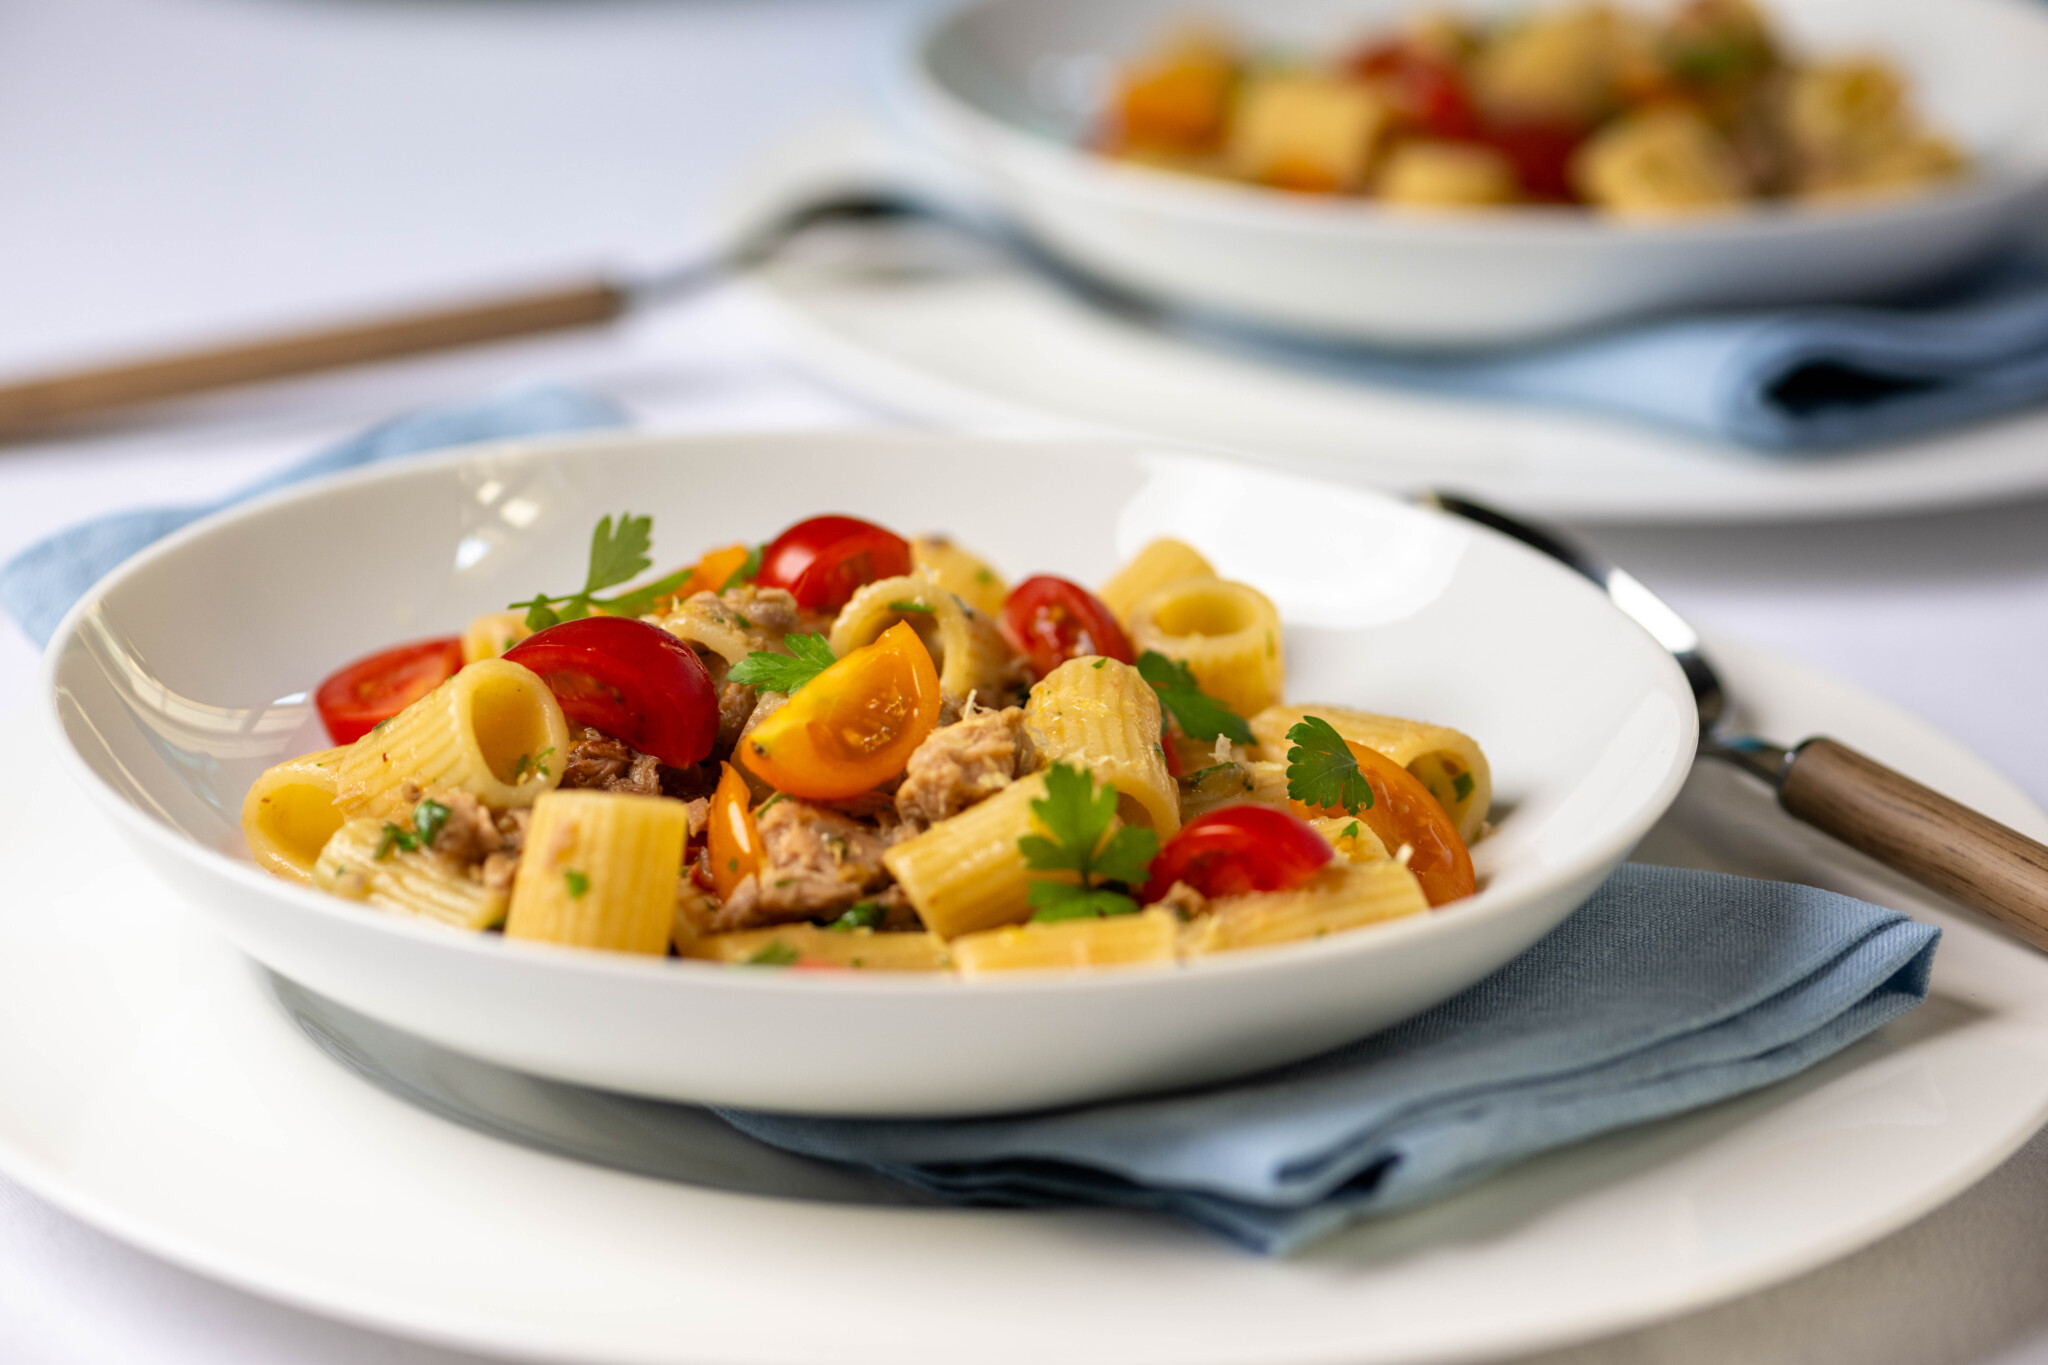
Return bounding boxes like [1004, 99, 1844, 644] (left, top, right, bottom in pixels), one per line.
[1186, 253, 2048, 453]
[0, 385, 629, 647]
[720, 865, 1940, 1255]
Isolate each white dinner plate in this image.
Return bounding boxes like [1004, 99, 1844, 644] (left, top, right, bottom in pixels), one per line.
[720, 118, 2048, 524]
[45, 431, 1695, 1116]
[1, 637, 2045, 1364]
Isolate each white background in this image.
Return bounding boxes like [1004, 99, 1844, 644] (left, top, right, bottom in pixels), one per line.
[0, 0, 2046, 1361]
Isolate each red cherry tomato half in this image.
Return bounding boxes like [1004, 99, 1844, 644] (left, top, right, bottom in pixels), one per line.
[755, 515, 913, 612]
[1140, 806, 1333, 904]
[1479, 120, 1587, 202]
[999, 575, 1136, 679]
[504, 617, 718, 767]
[1349, 41, 1481, 139]
[315, 637, 465, 745]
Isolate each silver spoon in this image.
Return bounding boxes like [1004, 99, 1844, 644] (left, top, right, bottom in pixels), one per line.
[1424, 492, 2048, 953]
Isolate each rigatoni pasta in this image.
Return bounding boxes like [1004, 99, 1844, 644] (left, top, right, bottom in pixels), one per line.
[256, 507, 1493, 977]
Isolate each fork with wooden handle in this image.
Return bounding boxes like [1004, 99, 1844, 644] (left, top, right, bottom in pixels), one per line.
[0, 191, 936, 440]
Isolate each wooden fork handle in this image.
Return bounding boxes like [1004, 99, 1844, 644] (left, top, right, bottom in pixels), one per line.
[1779, 736, 2048, 951]
[0, 278, 628, 438]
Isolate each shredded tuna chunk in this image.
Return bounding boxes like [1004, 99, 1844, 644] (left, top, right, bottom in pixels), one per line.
[715, 681, 758, 757]
[394, 785, 527, 889]
[894, 706, 1035, 828]
[713, 798, 896, 930]
[560, 727, 664, 796]
[717, 585, 803, 636]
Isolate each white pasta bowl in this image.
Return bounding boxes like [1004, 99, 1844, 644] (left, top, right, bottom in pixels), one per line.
[46, 431, 1695, 1116]
[901, 0, 2048, 348]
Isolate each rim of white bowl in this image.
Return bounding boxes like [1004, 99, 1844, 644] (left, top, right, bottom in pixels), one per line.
[906, 0, 2048, 248]
[44, 428, 1699, 1000]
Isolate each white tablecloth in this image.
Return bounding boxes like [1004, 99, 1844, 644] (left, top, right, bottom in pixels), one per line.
[3, 1, 2047, 1361]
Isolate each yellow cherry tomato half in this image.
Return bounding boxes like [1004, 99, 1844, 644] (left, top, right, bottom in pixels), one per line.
[707, 761, 764, 899]
[1291, 740, 1475, 907]
[739, 621, 941, 800]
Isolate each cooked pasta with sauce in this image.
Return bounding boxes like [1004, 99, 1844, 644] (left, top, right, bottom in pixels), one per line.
[1099, 0, 1966, 215]
[243, 512, 1492, 974]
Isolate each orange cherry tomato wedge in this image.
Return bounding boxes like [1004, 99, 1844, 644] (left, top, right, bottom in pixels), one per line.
[707, 762, 764, 899]
[1292, 741, 1475, 907]
[683, 543, 755, 600]
[739, 622, 940, 800]
[315, 636, 465, 745]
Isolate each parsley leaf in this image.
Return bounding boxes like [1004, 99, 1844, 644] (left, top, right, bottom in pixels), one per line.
[375, 823, 418, 860]
[412, 798, 451, 849]
[586, 513, 654, 593]
[564, 869, 590, 899]
[728, 633, 836, 693]
[745, 940, 799, 966]
[721, 543, 765, 593]
[1452, 771, 1475, 802]
[828, 901, 885, 932]
[1136, 651, 1252, 744]
[510, 513, 693, 630]
[511, 747, 554, 782]
[886, 599, 934, 614]
[1286, 716, 1374, 817]
[1019, 762, 1159, 922]
[1028, 882, 1142, 921]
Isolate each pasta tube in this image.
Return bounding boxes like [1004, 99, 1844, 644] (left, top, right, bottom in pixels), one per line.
[1250, 704, 1492, 844]
[1309, 815, 1391, 863]
[1096, 537, 1214, 624]
[336, 658, 568, 821]
[654, 592, 789, 667]
[505, 790, 690, 955]
[689, 925, 952, 972]
[883, 773, 1048, 939]
[313, 818, 508, 930]
[241, 747, 348, 883]
[1024, 657, 1180, 835]
[1127, 578, 1285, 720]
[830, 573, 1018, 705]
[461, 610, 532, 664]
[953, 908, 1179, 975]
[1181, 862, 1427, 955]
[911, 535, 1008, 618]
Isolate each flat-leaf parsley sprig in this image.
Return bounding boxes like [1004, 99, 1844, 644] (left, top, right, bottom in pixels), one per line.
[1135, 650, 1252, 744]
[509, 513, 695, 631]
[1285, 715, 1374, 816]
[727, 633, 836, 694]
[1019, 762, 1160, 922]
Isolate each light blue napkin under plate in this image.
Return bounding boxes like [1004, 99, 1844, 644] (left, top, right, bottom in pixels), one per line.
[1183, 253, 2048, 453]
[720, 865, 1939, 1255]
[0, 384, 629, 647]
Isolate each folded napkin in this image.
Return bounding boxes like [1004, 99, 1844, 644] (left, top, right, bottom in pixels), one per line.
[1188, 252, 2048, 453]
[0, 385, 629, 646]
[720, 865, 1939, 1255]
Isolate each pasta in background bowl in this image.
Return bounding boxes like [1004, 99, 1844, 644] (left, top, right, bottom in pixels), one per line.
[46, 432, 1695, 1116]
[901, 0, 2048, 346]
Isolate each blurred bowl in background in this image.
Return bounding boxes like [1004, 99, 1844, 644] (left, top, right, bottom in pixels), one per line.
[902, 0, 2048, 349]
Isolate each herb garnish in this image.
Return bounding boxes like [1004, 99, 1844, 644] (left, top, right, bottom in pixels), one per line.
[754, 791, 787, 816]
[412, 798, 451, 849]
[828, 901, 885, 932]
[563, 869, 590, 899]
[1452, 771, 1475, 802]
[1285, 716, 1374, 817]
[374, 823, 417, 860]
[745, 941, 799, 966]
[721, 543, 765, 593]
[887, 599, 934, 614]
[1136, 651, 1252, 744]
[728, 633, 836, 694]
[509, 513, 694, 631]
[1020, 763, 1160, 922]
[511, 746, 555, 782]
